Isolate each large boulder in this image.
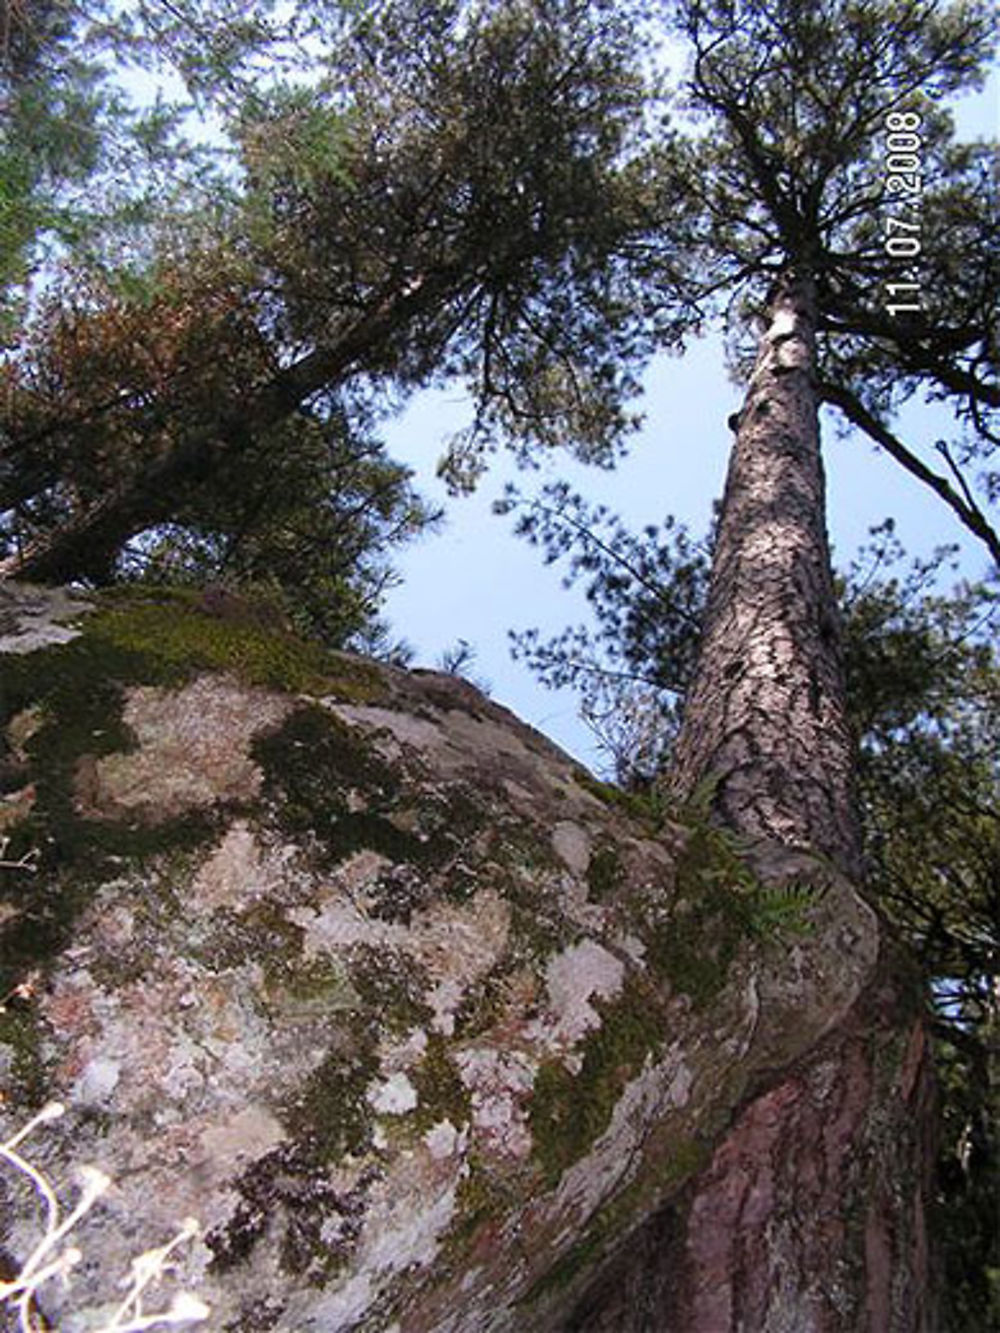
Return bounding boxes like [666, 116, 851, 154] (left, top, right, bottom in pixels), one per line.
[0, 584, 927, 1330]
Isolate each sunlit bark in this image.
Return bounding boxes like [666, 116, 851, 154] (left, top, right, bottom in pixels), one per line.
[672, 272, 861, 875]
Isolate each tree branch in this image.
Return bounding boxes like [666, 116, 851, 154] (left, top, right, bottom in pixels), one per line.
[0, 266, 474, 584]
[819, 379, 1000, 568]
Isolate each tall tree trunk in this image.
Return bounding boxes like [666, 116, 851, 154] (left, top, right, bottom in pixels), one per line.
[564, 273, 936, 1330]
[671, 271, 860, 874]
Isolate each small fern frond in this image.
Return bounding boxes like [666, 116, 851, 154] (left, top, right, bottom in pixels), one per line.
[744, 881, 824, 939]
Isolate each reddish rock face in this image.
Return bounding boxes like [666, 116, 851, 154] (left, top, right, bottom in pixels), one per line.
[0, 585, 930, 1331]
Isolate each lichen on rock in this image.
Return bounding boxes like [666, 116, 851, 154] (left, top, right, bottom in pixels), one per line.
[0, 583, 890, 1331]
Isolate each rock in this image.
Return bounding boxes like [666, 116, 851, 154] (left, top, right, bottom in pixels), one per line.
[0, 584, 921, 1331]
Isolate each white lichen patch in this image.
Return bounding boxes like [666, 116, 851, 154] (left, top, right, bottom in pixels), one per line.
[76, 676, 292, 820]
[292, 887, 511, 1031]
[305, 1152, 460, 1329]
[72, 1054, 121, 1106]
[45, 964, 190, 1115]
[409, 891, 511, 990]
[555, 870, 611, 936]
[6, 703, 45, 755]
[456, 1047, 536, 1159]
[331, 701, 555, 793]
[197, 1104, 286, 1176]
[368, 1072, 419, 1116]
[364, 1178, 457, 1273]
[39, 952, 303, 1183]
[424, 1119, 464, 1161]
[555, 1045, 694, 1220]
[533, 939, 625, 1049]
[0, 583, 91, 654]
[551, 822, 591, 876]
[190, 820, 298, 912]
[428, 978, 465, 1036]
[336, 848, 395, 893]
[0, 782, 36, 833]
[616, 932, 647, 965]
[289, 895, 376, 951]
[92, 899, 136, 952]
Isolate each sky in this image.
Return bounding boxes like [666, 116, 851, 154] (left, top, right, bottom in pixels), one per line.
[115, 28, 998, 776]
[380, 75, 999, 775]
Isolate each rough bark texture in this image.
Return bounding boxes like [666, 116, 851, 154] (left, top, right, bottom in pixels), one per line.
[0, 584, 932, 1331]
[671, 274, 861, 875]
[639, 270, 935, 1329]
[564, 950, 936, 1332]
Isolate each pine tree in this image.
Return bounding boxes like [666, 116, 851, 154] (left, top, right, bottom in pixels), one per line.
[659, 0, 995, 856]
[509, 492, 999, 1327]
[510, 0, 995, 1321]
[663, 0, 997, 561]
[620, 3, 993, 1320]
[0, 0, 671, 591]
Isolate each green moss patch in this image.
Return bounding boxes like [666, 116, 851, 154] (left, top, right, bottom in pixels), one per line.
[281, 953, 360, 1010]
[490, 827, 577, 964]
[411, 1034, 471, 1133]
[253, 704, 413, 867]
[647, 819, 819, 1006]
[350, 945, 432, 1035]
[0, 1002, 50, 1107]
[570, 770, 664, 826]
[0, 629, 223, 996]
[586, 844, 624, 901]
[87, 587, 385, 699]
[521, 1230, 606, 1306]
[647, 890, 744, 1008]
[253, 706, 498, 888]
[529, 976, 665, 1187]
[442, 1159, 515, 1259]
[190, 900, 307, 981]
[283, 1015, 380, 1166]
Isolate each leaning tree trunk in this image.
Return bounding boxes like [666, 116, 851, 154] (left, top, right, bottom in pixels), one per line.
[0, 270, 460, 586]
[569, 273, 936, 1331]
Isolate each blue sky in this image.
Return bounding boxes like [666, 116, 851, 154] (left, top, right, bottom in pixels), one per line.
[382, 75, 999, 773]
[116, 35, 998, 774]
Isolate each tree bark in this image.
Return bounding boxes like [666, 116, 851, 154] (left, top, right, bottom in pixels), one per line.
[566, 952, 936, 1333]
[621, 271, 937, 1330]
[671, 272, 861, 875]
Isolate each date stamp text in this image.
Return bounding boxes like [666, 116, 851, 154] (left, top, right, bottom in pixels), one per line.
[883, 110, 923, 315]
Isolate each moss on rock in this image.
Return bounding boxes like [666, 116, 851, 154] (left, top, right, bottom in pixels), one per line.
[0, 583, 885, 1331]
[411, 1034, 472, 1134]
[530, 976, 666, 1187]
[350, 945, 433, 1035]
[88, 586, 385, 699]
[252, 704, 498, 883]
[285, 1021, 381, 1165]
[586, 843, 624, 901]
